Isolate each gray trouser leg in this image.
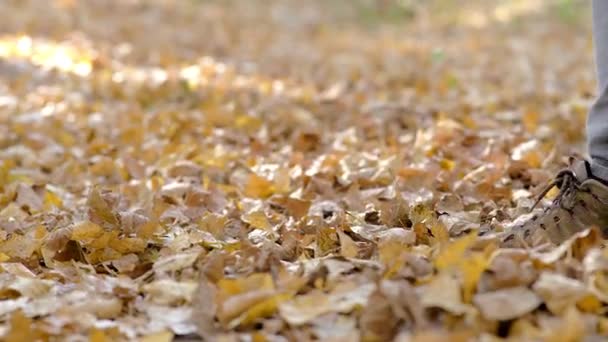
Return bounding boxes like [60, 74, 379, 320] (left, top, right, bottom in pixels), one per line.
[589, 0, 608, 180]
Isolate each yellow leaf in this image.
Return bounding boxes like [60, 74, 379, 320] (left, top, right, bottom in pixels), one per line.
[316, 227, 338, 257]
[218, 273, 275, 298]
[434, 233, 477, 271]
[0, 161, 9, 189]
[241, 210, 272, 231]
[244, 174, 275, 198]
[109, 236, 146, 254]
[71, 221, 105, 244]
[460, 252, 488, 303]
[43, 189, 63, 210]
[5, 310, 36, 342]
[545, 185, 559, 200]
[140, 330, 174, 342]
[235, 293, 292, 328]
[439, 159, 455, 171]
[235, 114, 262, 133]
[599, 317, 608, 335]
[251, 332, 268, 342]
[522, 108, 539, 133]
[0, 253, 10, 262]
[86, 248, 122, 264]
[89, 329, 108, 342]
[218, 290, 274, 327]
[409, 204, 434, 225]
[577, 294, 602, 313]
[0, 234, 40, 259]
[137, 219, 161, 239]
[429, 221, 449, 245]
[89, 231, 113, 249]
[198, 213, 228, 237]
[34, 225, 47, 239]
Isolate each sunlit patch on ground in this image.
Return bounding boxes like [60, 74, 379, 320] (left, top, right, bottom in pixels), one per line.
[0, 35, 93, 77]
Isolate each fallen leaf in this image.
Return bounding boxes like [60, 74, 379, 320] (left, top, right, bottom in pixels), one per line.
[244, 174, 274, 199]
[532, 272, 588, 314]
[140, 330, 174, 342]
[242, 210, 272, 231]
[434, 233, 477, 271]
[473, 286, 541, 321]
[337, 229, 359, 258]
[419, 271, 471, 315]
[142, 279, 198, 305]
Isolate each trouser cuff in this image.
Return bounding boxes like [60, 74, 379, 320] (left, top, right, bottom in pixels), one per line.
[591, 158, 608, 182]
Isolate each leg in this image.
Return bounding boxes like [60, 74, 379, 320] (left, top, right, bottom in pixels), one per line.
[588, 0, 608, 180]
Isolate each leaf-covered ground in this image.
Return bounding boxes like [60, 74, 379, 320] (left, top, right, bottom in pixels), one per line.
[0, 1, 605, 341]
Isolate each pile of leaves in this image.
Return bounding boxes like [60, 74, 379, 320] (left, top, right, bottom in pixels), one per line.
[0, 0, 604, 340]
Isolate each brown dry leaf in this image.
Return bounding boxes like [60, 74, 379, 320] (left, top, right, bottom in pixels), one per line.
[378, 228, 415, 276]
[0, 233, 43, 260]
[380, 279, 428, 328]
[328, 282, 375, 313]
[68, 296, 123, 319]
[279, 282, 374, 326]
[539, 306, 586, 342]
[142, 279, 198, 305]
[359, 286, 399, 342]
[397, 330, 475, 342]
[141, 304, 197, 335]
[337, 229, 359, 258]
[193, 279, 218, 339]
[532, 272, 589, 315]
[316, 227, 338, 257]
[310, 314, 358, 341]
[87, 188, 119, 228]
[1, 274, 53, 298]
[197, 212, 227, 238]
[15, 183, 43, 212]
[473, 286, 541, 321]
[419, 271, 471, 315]
[111, 253, 139, 273]
[278, 290, 331, 325]
[153, 251, 201, 274]
[532, 227, 602, 266]
[0, 263, 36, 277]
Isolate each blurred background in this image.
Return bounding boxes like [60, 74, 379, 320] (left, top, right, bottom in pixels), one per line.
[0, 0, 595, 173]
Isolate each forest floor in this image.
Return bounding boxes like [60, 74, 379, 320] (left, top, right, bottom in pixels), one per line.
[0, 1, 604, 341]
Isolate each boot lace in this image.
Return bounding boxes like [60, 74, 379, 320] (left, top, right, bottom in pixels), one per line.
[531, 169, 582, 212]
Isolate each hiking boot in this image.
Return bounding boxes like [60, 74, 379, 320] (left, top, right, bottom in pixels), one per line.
[501, 159, 608, 247]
